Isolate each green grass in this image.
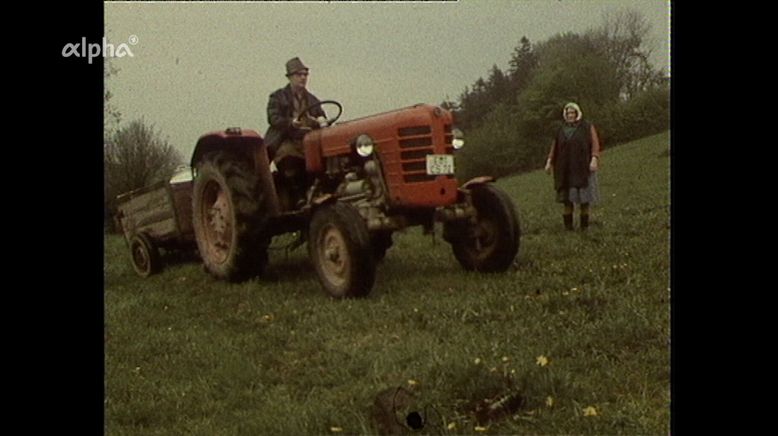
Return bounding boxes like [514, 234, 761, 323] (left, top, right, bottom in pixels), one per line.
[105, 131, 670, 435]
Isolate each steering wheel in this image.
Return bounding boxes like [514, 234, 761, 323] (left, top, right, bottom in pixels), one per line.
[295, 100, 343, 127]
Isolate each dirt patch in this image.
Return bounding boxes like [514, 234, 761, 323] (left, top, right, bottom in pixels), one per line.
[464, 389, 526, 426]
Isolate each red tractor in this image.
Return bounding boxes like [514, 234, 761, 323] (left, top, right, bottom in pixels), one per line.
[190, 102, 520, 297]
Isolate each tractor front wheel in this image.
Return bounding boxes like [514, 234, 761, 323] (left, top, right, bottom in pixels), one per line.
[309, 203, 376, 298]
[446, 184, 520, 272]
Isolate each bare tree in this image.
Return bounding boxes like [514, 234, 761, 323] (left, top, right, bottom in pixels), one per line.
[589, 8, 664, 100]
[104, 57, 121, 137]
[104, 119, 183, 218]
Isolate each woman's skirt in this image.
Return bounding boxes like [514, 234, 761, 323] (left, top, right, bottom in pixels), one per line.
[556, 172, 600, 204]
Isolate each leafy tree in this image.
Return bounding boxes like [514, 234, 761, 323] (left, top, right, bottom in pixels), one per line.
[457, 78, 493, 130]
[456, 102, 523, 180]
[516, 32, 620, 146]
[456, 65, 513, 130]
[507, 36, 539, 97]
[485, 64, 511, 104]
[446, 10, 669, 180]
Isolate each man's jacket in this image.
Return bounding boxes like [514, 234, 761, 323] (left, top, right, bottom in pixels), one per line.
[264, 84, 326, 154]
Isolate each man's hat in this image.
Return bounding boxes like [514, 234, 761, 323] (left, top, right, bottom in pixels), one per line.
[285, 57, 309, 76]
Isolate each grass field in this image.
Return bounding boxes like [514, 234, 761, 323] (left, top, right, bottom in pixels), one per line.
[104, 131, 670, 435]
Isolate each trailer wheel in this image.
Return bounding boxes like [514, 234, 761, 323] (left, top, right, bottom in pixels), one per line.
[446, 184, 520, 272]
[192, 152, 269, 281]
[130, 233, 161, 277]
[309, 203, 376, 298]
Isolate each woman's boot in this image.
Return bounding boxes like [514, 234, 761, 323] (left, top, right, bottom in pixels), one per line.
[563, 214, 573, 230]
[580, 214, 589, 231]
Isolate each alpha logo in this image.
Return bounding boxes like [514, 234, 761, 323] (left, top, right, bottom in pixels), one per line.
[62, 35, 138, 64]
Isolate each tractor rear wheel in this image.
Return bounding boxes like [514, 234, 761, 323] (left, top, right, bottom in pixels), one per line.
[309, 203, 376, 298]
[446, 184, 520, 272]
[192, 152, 269, 281]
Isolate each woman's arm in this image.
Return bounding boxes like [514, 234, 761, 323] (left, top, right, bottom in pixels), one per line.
[545, 140, 556, 173]
[590, 124, 601, 158]
[589, 125, 601, 171]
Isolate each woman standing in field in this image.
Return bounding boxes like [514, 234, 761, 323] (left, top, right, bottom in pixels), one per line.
[544, 102, 601, 231]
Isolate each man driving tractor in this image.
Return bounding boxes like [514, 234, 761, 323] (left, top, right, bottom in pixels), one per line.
[264, 57, 328, 210]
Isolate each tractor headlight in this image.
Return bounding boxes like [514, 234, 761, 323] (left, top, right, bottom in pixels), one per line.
[355, 134, 375, 157]
[452, 128, 465, 149]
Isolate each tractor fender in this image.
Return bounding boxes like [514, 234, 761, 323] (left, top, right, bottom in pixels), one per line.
[190, 128, 264, 168]
[191, 128, 281, 217]
[459, 176, 495, 191]
[311, 193, 337, 207]
[455, 176, 496, 203]
[304, 194, 338, 217]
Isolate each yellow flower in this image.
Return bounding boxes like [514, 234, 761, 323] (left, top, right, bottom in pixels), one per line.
[407, 379, 419, 387]
[474, 357, 482, 365]
[536, 355, 549, 367]
[330, 426, 343, 432]
[502, 356, 510, 362]
[447, 422, 457, 430]
[474, 425, 488, 432]
[582, 406, 598, 417]
[545, 396, 554, 407]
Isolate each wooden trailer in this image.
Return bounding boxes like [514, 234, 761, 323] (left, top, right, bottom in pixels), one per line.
[115, 168, 196, 277]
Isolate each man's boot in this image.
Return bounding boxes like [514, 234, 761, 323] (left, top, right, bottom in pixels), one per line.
[563, 213, 573, 231]
[580, 214, 589, 231]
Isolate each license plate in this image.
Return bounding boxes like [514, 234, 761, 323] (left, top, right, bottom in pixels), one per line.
[426, 154, 454, 175]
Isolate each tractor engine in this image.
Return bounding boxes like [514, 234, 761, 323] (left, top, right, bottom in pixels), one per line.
[303, 104, 465, 230]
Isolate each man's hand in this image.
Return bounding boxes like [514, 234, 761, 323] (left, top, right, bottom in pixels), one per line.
[544, 158, 552, 174]
[292, 117, 312, 130]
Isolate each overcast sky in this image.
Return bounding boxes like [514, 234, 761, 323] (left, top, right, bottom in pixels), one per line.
[105, 0, 670, 158]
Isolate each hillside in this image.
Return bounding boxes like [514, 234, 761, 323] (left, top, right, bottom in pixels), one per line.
[104, 131, 670, 434]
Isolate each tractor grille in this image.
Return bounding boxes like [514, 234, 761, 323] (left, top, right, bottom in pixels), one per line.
[398, 125, 432, 137]
[397, 124, 454, 183]
[399, 137, 433, 148]
[443, 124, 454, 154]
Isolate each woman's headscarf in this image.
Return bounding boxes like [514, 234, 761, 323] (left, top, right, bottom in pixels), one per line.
[563, 102, 582, 121]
